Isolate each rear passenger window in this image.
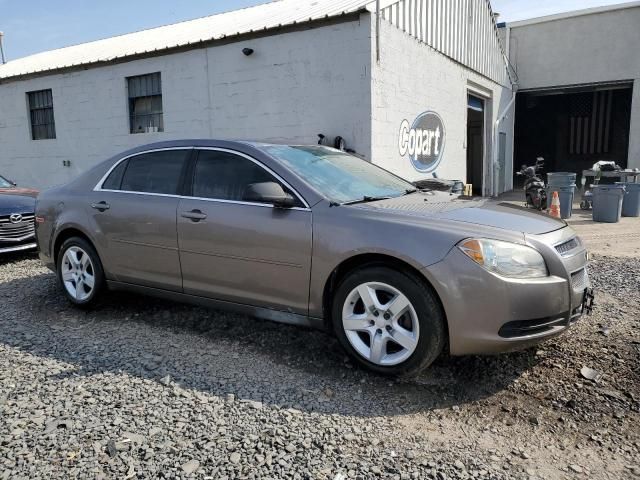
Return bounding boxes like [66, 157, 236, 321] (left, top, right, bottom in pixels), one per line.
[102, 160, 129, 190]
[120, 150, 188, 195]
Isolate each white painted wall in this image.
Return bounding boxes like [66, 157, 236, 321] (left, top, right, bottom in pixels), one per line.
[0, 18, 372, 189]
[505, 6, 640, 168]
[507, 7, 640, 90]
[370, 20, 514, 194]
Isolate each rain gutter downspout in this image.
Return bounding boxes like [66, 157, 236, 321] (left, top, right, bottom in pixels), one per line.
[375, 0, 380, 62]
[0, 32, 6, 64]
[492, 82, 517, 197]
[492, 20, 517, 197]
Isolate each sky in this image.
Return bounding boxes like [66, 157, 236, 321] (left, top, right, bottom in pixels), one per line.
[0, 0, 632, 60]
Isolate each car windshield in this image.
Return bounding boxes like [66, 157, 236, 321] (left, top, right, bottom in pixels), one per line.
[0, 175, 13, 188]
[264, 145, 415, 204]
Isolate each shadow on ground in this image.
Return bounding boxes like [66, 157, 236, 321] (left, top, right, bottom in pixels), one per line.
[0, 259, 540, 418]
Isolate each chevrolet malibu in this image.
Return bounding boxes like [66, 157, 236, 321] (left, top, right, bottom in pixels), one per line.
[35, 140, 593, 377]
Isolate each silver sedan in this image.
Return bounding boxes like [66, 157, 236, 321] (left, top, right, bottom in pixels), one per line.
[35, 140, 593, 377]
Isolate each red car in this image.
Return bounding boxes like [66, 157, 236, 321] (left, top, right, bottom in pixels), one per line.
[0, 174, 38, 254]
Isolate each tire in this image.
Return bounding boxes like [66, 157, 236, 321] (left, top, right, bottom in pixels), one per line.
[57, 237, 105, 308]
[331, 265, 446, 378]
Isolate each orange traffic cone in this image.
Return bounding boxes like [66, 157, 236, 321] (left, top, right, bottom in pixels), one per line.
[549, 191, 561, 218]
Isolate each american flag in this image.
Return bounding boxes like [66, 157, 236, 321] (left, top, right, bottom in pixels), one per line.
[569, 91, 612, 155]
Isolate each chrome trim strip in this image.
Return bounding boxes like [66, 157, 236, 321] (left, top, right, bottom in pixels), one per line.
[179, 196, 310, 212]
[0, 233, 36, 242]
[0, 242, 37, 254]
[93, 146, 311, 211]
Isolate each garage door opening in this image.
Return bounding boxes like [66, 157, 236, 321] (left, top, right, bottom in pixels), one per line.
[467, 95, 485, 196]
[513, 84, 633, 186]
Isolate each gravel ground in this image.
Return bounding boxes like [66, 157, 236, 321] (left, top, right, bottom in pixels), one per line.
[0, 253, 638, 479]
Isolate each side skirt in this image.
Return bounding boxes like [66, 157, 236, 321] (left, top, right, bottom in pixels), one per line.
[106, 280, 325, 330]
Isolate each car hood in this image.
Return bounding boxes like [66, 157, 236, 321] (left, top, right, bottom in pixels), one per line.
[0, 187, 38, 197]
[0, 192, 37, 216]
[354, 192, 566, 235]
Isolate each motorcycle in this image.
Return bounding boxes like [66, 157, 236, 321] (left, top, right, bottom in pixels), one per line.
[517, 157, 547, 210]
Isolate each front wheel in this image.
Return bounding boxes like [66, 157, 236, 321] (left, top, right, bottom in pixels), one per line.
[57, 237, 105, 308]
[332, 266, 446, 378]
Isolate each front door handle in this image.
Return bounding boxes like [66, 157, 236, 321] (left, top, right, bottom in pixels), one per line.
[91, 201, 110, 212]
[181, 210, 207, 222]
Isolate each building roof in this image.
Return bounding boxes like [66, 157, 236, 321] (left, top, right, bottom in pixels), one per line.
[0, 0, 373, 81]
[500, 1, 640, 28]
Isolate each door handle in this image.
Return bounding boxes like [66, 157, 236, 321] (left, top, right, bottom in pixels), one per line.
[91, 201, 110, 212]
[181, 210, 207, 222]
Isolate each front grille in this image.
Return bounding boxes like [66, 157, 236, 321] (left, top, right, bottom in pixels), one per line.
[0, 214, 36, 242]
[556, 237, 579, 256]
[571, 268, 588, 291]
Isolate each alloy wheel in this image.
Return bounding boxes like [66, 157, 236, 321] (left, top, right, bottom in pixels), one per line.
[341, 282, 419, 366]
[61, 246, 96, 302]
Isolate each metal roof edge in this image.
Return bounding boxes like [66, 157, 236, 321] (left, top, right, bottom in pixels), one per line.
[0, 10, 366, 84]
[505, 1, 640, 28]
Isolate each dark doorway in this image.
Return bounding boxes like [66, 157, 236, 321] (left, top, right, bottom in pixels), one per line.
[513, 84, 633, 187]
[467, 95, 485, 196]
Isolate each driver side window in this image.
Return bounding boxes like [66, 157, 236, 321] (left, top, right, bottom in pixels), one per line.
[191, 150, 301, 206]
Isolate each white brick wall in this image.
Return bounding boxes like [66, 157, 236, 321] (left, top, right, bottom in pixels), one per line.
[0, 13, 515, 193]
[0, 18, 372, 189]
[370, 20, 514, 194]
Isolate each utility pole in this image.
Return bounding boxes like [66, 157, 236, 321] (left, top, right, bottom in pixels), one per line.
[0, 32, 6, 64]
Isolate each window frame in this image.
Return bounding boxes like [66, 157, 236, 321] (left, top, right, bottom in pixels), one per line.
[95, 147, 193, 197]
[27, 89, 57, 140]
[126, 72, 164, 135]
[184, 148, 304, 208]
[94, 147, 310, 210]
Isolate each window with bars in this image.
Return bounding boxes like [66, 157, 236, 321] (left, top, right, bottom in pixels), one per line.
[127, 72, 164, 134]
[27, 89, 56, 140]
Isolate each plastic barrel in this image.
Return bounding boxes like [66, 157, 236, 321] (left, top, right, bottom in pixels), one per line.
[616, 182, 640, 217]
[592, 184, 626, 223]
[546, 185, 576, 219]
[547, 172, 578, 187]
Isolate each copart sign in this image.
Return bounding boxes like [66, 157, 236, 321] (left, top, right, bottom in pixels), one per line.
[398, 111, 446, 173]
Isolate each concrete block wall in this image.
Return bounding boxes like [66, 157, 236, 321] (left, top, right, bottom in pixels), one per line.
[506, 6, 640, 169]
[0, 17, 372, 189]
[507, 7, 640, 90]
[370, 19, 514, 194]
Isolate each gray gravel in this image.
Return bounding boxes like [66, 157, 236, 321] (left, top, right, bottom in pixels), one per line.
[0, 253, 638, 479]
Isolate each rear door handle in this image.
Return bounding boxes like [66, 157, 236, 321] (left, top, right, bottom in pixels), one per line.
[91, 201, 110, 212]
[181, 210, 207, 222]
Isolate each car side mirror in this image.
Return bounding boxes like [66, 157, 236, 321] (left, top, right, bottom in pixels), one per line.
[10, 181, 16, 187]
[244, 182, 296, 208]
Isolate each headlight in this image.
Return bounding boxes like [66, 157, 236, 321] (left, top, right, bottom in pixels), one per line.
[458, 238, 548, 279]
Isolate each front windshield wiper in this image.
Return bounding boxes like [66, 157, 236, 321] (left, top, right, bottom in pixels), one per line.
[341, 195, 392, 206]
[404, 188, 418, 195]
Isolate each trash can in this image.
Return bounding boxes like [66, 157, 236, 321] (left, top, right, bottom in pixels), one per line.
[592, 184, 626, 223]
[547, 185, 576, 219]
[616, 182, 640, 217]
[547, 172, 577, 187]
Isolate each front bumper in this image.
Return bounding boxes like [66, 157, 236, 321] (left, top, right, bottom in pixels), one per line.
[0, 240, 37, 255]
[424, 227, 591, 356]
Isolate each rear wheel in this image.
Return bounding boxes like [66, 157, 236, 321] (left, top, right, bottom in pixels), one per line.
[332, 266, 446, 378]
[57, 237, 104, 307]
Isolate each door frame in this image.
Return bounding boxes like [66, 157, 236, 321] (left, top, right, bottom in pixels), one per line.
[465, 86, 493, 197]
